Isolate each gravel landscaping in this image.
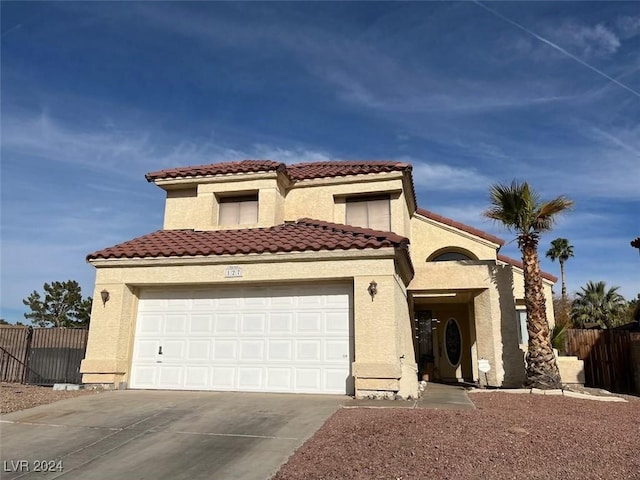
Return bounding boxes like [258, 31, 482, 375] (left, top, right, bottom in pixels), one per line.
[0, 382, 97, 414]
[274, 391, 640, 480]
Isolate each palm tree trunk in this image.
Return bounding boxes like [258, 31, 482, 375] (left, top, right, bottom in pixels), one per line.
[560, 259, 567, 303]
[520, 235, 562, 389]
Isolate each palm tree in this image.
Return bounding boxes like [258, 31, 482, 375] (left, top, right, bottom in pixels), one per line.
[545, 238, 574, 303]
[484, 181, 574, 389]
[572, 281, 626, 329]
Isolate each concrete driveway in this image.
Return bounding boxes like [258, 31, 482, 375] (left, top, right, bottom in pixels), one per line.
[1, 390, 346, 480]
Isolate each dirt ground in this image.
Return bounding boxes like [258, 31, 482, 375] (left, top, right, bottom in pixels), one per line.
[2, 383, 638, 479]
[274, 391, 640, 480]
[0, 383, 97, 414]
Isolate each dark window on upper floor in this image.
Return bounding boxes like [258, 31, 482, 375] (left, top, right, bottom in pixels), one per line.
[430, 251, 474, 261]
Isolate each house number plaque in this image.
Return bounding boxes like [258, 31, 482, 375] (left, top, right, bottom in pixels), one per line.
[224, 265, 243, 278]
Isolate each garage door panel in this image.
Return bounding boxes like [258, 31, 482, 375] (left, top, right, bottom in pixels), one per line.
[138, 315, 163, 334]
[215, 314, 238, 333]
[297, 312, 322, 333]
[266, 368, 292, 390]
[268, 340, 293, 361]
[212, 367, 235, 389]
[241, 314, 266, 333]
[185, 367, 208, 388]
[295, 368, 321, 391]
[213, 340, 237, 360]
[244, 294, 268, 307]
[269, 313, 293, 333]
[167, 298, 189, 309]
[165, 315, 187, 333]
[296, 340, 321, 361]
[298, 295, 323, 307]
[326, 293, 350, 307]
[131, 365, 157, 387]
[186, 340, 211, 361]
[325, 369, 349, 393]
[217, 296, 241, 308]
[162, 340, 185, 360]
[238, 367, 263, 389]
[270, 291, 295, 306]
[326, 312, 350, 333]
[239, 340, 265, 361]
[325, 340, 349, 362]
[134, 340, 160, 361]
[158, 365, 182, 387]
[189, 315, 212, 334]
[132, 285, 352, 394]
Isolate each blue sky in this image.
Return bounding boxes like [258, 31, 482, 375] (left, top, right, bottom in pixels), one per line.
[1, 1, 638, 323]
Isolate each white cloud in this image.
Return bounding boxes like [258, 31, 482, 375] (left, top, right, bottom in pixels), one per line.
[2, 111, 155, 177]
[410, 160, 493, 192]
[422, 204, 489, 227]
[554, 22, 621, 57]
[2, 111, 335, 173]
[617, 16, 640, 39]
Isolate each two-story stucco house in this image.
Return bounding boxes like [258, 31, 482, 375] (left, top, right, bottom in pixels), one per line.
[82, 160, 557, 398]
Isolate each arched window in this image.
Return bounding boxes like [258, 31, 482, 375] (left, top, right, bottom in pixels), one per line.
[427, 247, 477, 262]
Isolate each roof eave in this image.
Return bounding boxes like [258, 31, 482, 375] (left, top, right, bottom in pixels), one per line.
[87, 247, 402, 268]
[413, 209, 504, 249]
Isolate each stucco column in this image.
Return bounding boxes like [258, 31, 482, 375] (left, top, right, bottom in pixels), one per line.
[473, 289, 502, 387]
[352, 275, 406, 398]
[81, 282, 137, 387]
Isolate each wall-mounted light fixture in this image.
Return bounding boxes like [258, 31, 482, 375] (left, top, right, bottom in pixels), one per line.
[100, 289, 110, 307]
[367, 280, 378, 301]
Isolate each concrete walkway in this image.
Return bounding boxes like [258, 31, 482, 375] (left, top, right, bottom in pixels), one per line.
[418, 382, 476, 410]
[345, 382, 475, 410]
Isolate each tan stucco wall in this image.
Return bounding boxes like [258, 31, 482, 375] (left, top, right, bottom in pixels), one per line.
[556, 356, 585, 384]
[162, 174, 286, 230]
[82, 251, 418, 396]
[285, 175, 411, 236]
[410, 214, 499, 264]
[394, 275, 419, 398]
[161, 172, 412, 236]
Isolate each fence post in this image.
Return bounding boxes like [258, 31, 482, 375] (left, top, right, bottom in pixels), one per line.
[22, 326, 34, 384]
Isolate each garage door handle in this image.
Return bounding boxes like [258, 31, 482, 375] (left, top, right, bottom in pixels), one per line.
[158, 346, 163, 355]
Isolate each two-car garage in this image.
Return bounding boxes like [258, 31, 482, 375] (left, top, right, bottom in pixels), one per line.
[129, 284, 354, 395]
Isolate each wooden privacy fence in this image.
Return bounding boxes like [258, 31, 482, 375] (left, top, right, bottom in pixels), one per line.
[0, 326, 89, 385]
[566, 329, 640, 394]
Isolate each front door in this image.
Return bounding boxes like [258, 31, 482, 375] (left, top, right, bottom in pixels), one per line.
[440, 317, 463, 379]
[416, 311, 435, 380]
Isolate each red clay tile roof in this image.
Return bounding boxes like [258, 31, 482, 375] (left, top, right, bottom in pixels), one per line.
[145, 160, 411, 183]
[87, 219, 410, 261]
[286, 161, 411, 181]
[497, 254, 558, 283]
[145, 160, 285, 182]
[415, 208, 505, 246]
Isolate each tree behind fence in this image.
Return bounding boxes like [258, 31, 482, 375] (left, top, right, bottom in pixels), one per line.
[0, 326, 88, 384]
[566, 329, 640, 394]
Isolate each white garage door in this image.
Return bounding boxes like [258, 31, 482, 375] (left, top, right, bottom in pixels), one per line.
[130, 284, 353, 394]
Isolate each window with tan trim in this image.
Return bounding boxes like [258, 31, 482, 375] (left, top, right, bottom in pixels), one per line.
[516, 308, 528, 345]
[346, 195, 390, 231]
[218, 194, 258, 225]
